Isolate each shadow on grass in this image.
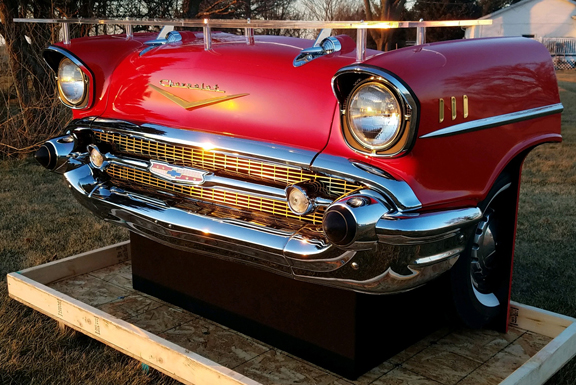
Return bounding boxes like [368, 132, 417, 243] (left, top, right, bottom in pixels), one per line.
[0, 158, 179, 384]
[513, 71, 576, 385]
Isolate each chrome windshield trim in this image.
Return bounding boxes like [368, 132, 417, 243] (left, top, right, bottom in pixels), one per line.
[420, 103, 564, 139]
[90, 118, 316, 169]
[311, 154, 422, 212]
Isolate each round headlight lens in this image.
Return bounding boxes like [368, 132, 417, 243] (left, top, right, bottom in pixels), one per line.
[58, 58, 86, 105]
[347, 82, 402, 150]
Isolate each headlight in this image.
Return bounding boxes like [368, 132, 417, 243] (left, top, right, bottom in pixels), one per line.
[57, 58, 87, 106]
[346, 82, 403, 151]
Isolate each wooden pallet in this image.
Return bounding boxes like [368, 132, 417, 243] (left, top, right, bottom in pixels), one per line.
[7, 241, 576, 385]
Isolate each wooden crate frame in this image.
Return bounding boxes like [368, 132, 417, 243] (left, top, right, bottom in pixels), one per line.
[7, 241, 576, 385]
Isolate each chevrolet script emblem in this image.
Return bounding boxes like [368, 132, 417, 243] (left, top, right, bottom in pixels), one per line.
[149, 83, 249, 111]
[149, 161, 207, 185]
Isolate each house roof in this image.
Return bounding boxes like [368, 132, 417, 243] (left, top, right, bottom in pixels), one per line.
[478, 0, 576, 20]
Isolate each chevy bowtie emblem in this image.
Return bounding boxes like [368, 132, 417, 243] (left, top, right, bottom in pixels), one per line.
[149, 161, 207, 185]
[149, 83, 249, 111]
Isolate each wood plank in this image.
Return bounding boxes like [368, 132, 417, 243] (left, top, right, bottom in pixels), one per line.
[19, 242, 130, 285]
[9, 245, 576, 385]
[7, 272, 261, 385]
[501, 323, 576, 385]
[509, 301, 576, 338]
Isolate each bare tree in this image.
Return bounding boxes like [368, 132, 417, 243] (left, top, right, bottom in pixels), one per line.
[0, 0, 60, 139]
[409, 0, 480, 42]
[362, 0, 406, 51]
[301, 0, 341, 21]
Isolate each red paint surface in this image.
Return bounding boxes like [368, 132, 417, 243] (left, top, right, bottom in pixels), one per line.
[59, 33, 561, 210]
[56, 33, 153, 117]
[323, 37, 562, 208]
[97, 33, 356, 152]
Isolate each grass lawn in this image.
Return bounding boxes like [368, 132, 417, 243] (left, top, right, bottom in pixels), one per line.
[0, 72, 575, 384]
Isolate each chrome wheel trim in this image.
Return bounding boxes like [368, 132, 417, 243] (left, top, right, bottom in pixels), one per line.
[472, 284, 500, 308]
[470, 209, 500, 308]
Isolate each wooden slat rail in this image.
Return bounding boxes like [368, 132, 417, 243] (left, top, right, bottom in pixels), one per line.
[7, 272, 261, 385]
[19, 241, 131, 285]
[7, 242, 576, 385]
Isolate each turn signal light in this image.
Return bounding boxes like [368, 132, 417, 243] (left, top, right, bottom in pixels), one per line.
[88, 145, 104, 168]
[286, 185, 314, 215]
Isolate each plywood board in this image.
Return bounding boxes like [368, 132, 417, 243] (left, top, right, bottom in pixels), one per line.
[7, 242, 576, 385]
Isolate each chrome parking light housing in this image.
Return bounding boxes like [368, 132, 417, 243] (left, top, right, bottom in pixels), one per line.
[88, 144, 105, 169]
[286, 184, 315, 215]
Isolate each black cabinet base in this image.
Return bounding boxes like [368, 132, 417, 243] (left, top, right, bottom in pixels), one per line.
[131, 233, 453, 380]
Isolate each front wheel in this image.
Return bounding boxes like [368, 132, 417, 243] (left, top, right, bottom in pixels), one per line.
[450, 173, 517, 329]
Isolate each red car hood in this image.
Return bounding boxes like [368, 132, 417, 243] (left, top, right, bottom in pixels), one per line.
[102, 33, 356, 152]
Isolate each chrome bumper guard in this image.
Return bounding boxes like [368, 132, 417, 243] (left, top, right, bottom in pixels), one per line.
[62, 161, 482, 294]
[43, 122, 483, 294]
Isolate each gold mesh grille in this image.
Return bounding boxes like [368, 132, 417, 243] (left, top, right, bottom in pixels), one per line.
[107, 164, 325, 224]
[94, 131, 359, 197]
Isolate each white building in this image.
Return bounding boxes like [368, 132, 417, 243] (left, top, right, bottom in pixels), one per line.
[465, 0, 576, 38]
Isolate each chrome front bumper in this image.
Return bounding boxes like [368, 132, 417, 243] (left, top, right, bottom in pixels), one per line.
[63, 160, 482, 294]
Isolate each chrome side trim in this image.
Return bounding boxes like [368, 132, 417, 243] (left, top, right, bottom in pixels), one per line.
[312, 154, 422, 211]
[377, 207, 483, 242]
[420, 103, 564, 139]
[91, 118, 316, 169]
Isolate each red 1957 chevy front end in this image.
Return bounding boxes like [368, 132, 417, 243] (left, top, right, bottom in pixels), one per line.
[35, 21, 562, 327]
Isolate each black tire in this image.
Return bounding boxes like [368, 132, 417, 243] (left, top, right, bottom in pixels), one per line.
[450, 172, 515, 329]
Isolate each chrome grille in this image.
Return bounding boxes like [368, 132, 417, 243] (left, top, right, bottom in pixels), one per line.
[107, 164, 326, 224]
[94, 131, 360, 197]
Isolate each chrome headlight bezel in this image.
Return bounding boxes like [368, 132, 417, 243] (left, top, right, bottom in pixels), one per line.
[44, 46, 94, 110]
[345, 80, 405, 152]
[57, 57, 89, 108]
[333, 66, 418, 158]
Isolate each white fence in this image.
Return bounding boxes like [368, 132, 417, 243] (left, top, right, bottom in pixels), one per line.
[538, 37, 576, 70]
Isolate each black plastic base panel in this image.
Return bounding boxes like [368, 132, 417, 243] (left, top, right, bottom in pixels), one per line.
[130, 233, 453, 380]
